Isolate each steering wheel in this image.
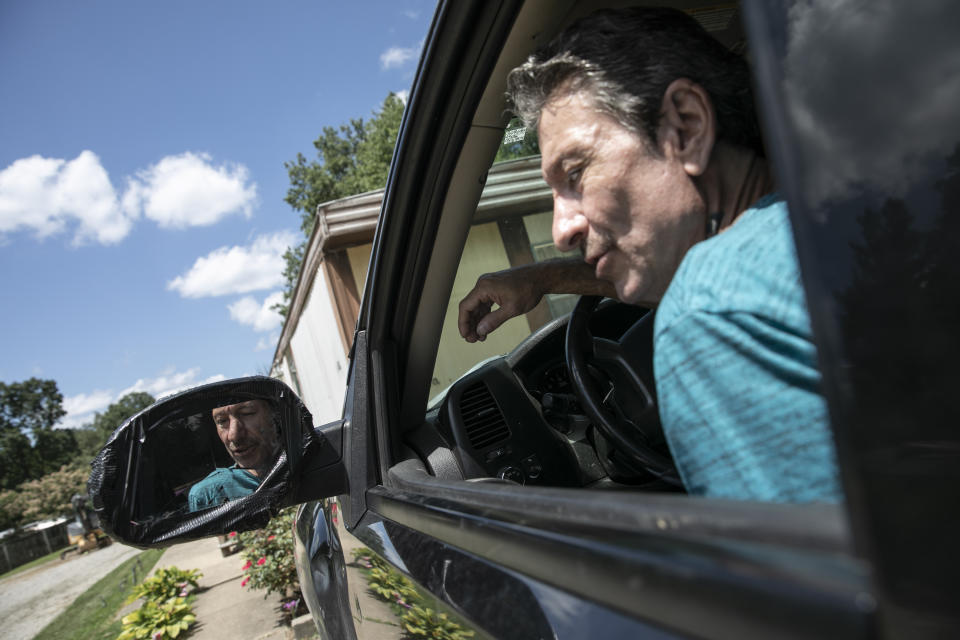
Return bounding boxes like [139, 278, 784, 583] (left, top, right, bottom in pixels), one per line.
[565, 296, 682, 486]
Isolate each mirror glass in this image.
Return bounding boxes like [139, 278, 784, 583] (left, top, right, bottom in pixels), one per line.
[90, 376, 330, 545]
[140, 396, 284, 516]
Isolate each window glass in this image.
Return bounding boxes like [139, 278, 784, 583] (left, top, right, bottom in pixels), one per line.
[429, 121, 580, 400]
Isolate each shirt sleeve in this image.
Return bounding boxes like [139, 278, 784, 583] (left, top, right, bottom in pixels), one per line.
[654, 308, 841, 503]
[187, 483, 210, 512]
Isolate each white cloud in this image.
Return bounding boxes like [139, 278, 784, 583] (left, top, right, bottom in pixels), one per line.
[59, 390, 115, 429]
[119, 368, 227, 400]
[127, 152, 257, 228]
[256, 332, 280, 352]
[63, 390, 115, 416]
[395, 89, 410, 105]
[58, 369, 226, 430]
[228, 291, 284, 332]
[0, 151, 134, 246]
[380, 43, 420, 70]
[0, 150, 258, 245]
[167, 231, 298, 298]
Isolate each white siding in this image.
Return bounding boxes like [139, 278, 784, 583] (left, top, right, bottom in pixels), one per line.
[287, 266, 349, 425]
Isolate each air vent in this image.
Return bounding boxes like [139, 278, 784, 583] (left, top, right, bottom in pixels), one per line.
[459, 382, 510, 450]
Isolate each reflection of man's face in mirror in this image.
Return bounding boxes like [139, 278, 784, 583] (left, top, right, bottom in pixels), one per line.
[211, 399, 279, 477]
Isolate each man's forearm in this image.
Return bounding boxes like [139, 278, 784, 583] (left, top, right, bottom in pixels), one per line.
[526, 257, 618, 299]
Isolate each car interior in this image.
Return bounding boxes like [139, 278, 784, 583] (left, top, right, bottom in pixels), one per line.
[391, 0, 754, 495]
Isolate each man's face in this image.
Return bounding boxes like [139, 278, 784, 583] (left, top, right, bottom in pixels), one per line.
[539, 91, 706, 304]
[211, 399, 278, 472]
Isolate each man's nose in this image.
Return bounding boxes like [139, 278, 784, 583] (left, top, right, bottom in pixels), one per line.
[552, 194, 587, 252]
[225, 417, 245, 441]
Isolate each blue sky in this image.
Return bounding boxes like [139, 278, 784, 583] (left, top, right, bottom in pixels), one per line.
[0, 0, 435, 428]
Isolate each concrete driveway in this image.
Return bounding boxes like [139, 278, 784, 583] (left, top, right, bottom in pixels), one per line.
[152, 537, 287, 640]
[0, 542, 139, 640]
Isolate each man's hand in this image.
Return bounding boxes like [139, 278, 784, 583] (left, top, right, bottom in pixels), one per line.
[458, 258, 617, 342]
[458, 267, 544, 342]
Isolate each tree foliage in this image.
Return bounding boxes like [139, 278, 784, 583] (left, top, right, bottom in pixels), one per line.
[0, 378, 73, 490]
[73, 391, 155, 462]
[0, 465, 88, 527]
[0, 383, 155, 527]
[276, 93, 405, 316]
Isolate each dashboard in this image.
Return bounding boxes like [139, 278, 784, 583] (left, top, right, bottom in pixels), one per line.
[425, 301, 650, 487]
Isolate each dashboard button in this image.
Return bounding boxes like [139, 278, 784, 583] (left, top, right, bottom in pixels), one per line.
[498, 466, 525, 484]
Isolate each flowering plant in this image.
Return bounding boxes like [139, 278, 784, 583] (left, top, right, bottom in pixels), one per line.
[117, 597, 196, 640]
[118, 565, 201, 640]
[238, 505, 303, 617]
[126, 567, 202, 604]
[352, 547, 474, 640]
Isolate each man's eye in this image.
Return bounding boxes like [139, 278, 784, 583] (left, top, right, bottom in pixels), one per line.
[566, 168, 582, 187]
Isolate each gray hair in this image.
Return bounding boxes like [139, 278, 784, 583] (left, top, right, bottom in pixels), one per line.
[507, 7, 763, 155]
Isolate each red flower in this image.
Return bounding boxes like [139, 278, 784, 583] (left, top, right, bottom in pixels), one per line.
[242, 561, 252, 570]
[257, 557, 266, 566]
[228, 531, 237, 538]
[241, 577, 249, 587]
[267, 535, 275, 541]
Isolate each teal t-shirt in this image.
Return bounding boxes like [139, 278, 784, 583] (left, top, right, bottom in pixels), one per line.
[653, 194, 841, 503]
[187, 466, 260, 511]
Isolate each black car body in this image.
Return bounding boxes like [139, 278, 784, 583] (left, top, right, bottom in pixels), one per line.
[290, 0, 960, 638]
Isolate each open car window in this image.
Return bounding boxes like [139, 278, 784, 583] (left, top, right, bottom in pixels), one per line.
[429, 120, 581, 402]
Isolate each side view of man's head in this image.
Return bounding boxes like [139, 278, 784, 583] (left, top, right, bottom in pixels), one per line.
[509, 7, 764, 305]
[211, 399, 280, 477]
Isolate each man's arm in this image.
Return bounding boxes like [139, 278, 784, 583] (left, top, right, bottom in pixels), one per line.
[458, 258, 615, 342]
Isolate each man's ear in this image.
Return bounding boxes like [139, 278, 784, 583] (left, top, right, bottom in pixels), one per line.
[657, 78, 715, 177]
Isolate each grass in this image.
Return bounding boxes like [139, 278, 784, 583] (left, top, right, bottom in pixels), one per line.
[33, 547, 165, 640]
[0, 546, 73, 580]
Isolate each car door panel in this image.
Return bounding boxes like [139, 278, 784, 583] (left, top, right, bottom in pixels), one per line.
[367, 468, 871, 640]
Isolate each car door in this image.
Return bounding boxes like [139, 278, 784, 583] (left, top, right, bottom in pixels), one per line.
[745, 0, 960, 636]
[312, 1, 882, 639]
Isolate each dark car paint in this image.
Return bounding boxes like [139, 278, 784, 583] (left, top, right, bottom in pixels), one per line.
[295, 0, 960, 638]
[294, 500, 354, 640]
[745, 1, 960, 634]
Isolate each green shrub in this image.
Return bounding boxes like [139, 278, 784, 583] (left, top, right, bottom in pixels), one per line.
[238, 506, 302, 614]
[401, 605, 475, 640]
[368, 566, 419, 605]
[127, 567, 201, 604]
[351, 547, 385, 570]
[353, 546, 474, 639]
[118, 564, 200, 640]
[117, 598, 196, 640]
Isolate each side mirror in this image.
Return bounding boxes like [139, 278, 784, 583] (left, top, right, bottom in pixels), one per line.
[88, 376, 347, 547]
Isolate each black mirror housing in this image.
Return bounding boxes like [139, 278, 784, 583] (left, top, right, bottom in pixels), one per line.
[88, 376, 347, 548]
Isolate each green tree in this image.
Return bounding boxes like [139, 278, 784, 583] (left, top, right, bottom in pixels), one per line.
[0, 429, 38, 491]
[277, 93, 405, 316]
[13, 466, 88, 524]
[0, 378, 69, 489]
[0, 487, 23, 530]
[74, 391, 156, 462]
[0, 378, 66, 434]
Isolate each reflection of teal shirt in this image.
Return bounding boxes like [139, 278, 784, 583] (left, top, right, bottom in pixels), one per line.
[654, 195, 841, 503]
[188, 466, 260, 511]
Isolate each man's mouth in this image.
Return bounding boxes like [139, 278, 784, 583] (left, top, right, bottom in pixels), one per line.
[584, 237, 611, 268]
[588, 249, 613, 280]
[231, 444, 253, 457]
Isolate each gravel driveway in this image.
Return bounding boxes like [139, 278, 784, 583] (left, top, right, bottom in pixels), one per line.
[0, 543, 140, 640]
